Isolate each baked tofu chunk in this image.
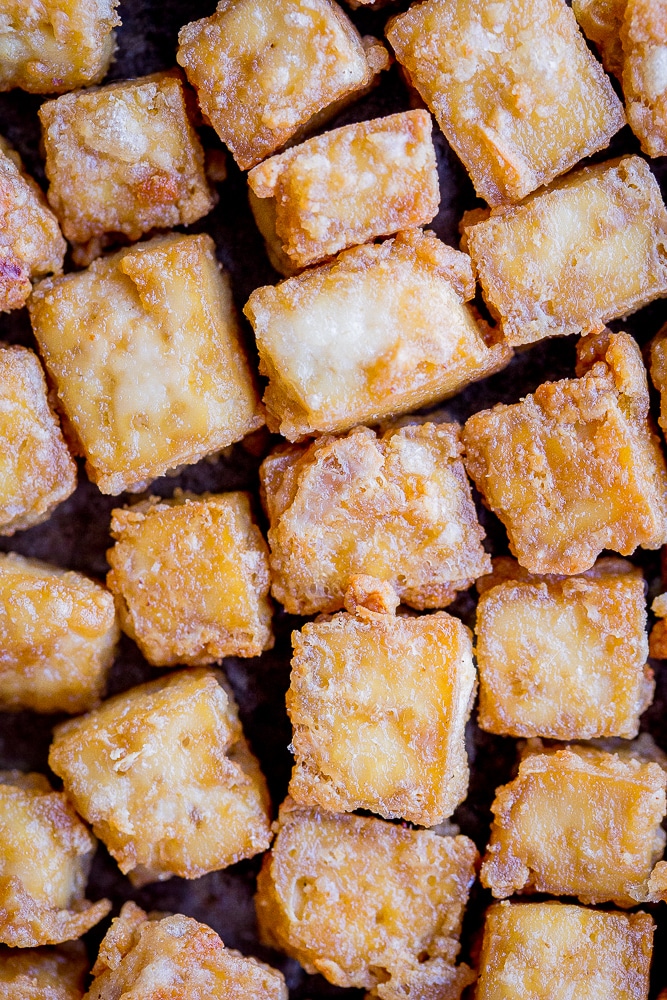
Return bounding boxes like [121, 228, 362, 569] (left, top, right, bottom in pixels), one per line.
[0, 345, 76, 537]
[622, 0, 667, 156]
[476, 901, 654, 1000]
[48, 669, 271, 885]
[464, 156, 667, 345]
[29, 234, 264, 495]
[386, 0, 624, 207]
[475, 557, 653, 739]
[256, 802, 477, 997]
[261, 422, 491, 615]
[572, 0, 626, 78]
[463, 331, 667, 575]
[245, 230, 511, 439]
[0, 771, 110, 947]
[177, 0, 388, 170]
[106, 492, 273, 667]
[0, 942, 88, 1000]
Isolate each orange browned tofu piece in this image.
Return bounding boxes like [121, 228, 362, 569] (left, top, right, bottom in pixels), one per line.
[245, 230, 511, 439]
[475, 557, 653, 739]
[572, 0, 627, 77]
[463, 331, 667, 575]
[0, 941, 88, 1000]
[464, 156, 667, 345]
[0, 771, 110, 947]
[0, 345, 76, 536]
[29, 234, 264, 495]
[622, 0, 667, 156]
[49, 669, 271, 885]
[106, 492, 273, 667]
[649, 591, 667, 657]
[256, 801, 477, 998]
[650, 322, 667, 434]
[386, 0, 624, 207]
[177, 0, 388, 170]
[476, 901, 654, 1000]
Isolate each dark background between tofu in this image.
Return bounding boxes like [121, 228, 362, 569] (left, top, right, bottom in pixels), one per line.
[0, 1, 666, 996]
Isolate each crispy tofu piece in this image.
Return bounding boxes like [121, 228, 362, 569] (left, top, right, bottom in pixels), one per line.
[0, 771, 110, 947]
[0, 941, 88, 1000]
[177, 0, 387, 170]
[477, 901, 654, 1000]
[650, 322, 667, 434]
[649, 590, 667, 657]
[475, 556, 653, 739]
[386, 0, 624, 207]
[106, 492, 273, 667]
[463, 331, 667, 575]
[0, 345, 76, 537]
[572, 0, 627, 78]
[29, 234, 264, 495]
[261, 422, 491, 615]
[256, 801, 477, 997]
[49, 668, 271, 885]
[464, 156, 667, 345]
[621, 0, 667, 156]
[245, 230, 511, 439]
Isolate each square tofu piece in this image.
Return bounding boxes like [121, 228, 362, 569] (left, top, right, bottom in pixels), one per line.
[464, 156, 667, 345]
[480, 744, 667, 905]
[40, 72, 215, 262]
[106, 492, 273, 667]
[475, 557, 653, 739]
[255, 802, 477, 997]
[0, 941, 88, 1000]
[49, 669, 271, 885]
[572, 0, 626, 78]
[463, 331, 667, 575]
[622, 0, 667, 156]
[245, 229, 511, 439]
[261, 422, 491, 615]
[0, 771, 110, 947]
[476, 901, 654, 1000]
[177, 0, 387, 170]
[0, 345, 76, 536]
[0, 551, 119, 714]
[29, 234, 264, 495]
[386, 0, 624, 207]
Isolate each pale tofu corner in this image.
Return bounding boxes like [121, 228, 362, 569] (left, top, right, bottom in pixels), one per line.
[0, 940, 89, 1000]
[621, 0, 667, 157]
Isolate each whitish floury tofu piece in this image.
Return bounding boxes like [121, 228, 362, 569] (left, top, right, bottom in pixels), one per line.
[246, 230, 511, 440]
[49, 669, 271, 885]
[29, 234, 264, 495]
[475, 557, 653, 739]
[476, 901, 654, 1000]
[177, 0, 388, 170]
[261, 422, 491, 615]
[0, 941, 88, 1000]
[463, 331, 667, 575]
[622, 0, 667, 155]
[572, 0, 627, 77]
[256, 801, 477, 998]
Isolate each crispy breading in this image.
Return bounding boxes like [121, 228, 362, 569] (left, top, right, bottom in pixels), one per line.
[650, 322, 667, 436]
[0, 941, 88, 1000]
[621, 0, 667, 156]
[649, 590, 667, 657]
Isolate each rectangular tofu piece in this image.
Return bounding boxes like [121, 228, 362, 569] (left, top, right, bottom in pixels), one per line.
[386, 0, 624, 206]
[463, 331, 667, 574]
[245, 229, 511, 439]
[622, 0, 667, 156]
[572, 0, 626, 77]
[29, 233, 264, 495]
[0, 941, 88, 1000]
[464, 156, 667, 345]
[255, 801, 477, 997]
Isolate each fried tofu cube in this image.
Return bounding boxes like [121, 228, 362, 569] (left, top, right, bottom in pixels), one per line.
[476, 901, 654, 1000]
[261, 422, 491, 615]
[29, 233, 264, 496]
[463, 331, 667, 575]
[572, 0, 627, 78]
[49, 668, 271, 885]
[0, 771, 111, 947]
[245, 230, 511, 440]
[475, 556, 653, 739]
[0, 941, 88, 1000]
[256, 801, 477, 997]
[106, 492, 273, 666]
[650, 590, 667, 657]
[0, 345, 76, 536]
[464, 156, 667, 345]
[650, 322, 667, 436]
[621, 0, 667, 156]
[386, 0, 624, 207]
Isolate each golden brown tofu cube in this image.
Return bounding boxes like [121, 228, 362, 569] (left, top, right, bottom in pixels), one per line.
[463, 331, 667, 575]
[0, 345, 76, 536]
[261, 422, 491, 615]
[256, 801, 477, 997]
[386, 0, 624, 207]
[0, 771, 110, 947]
[621, 0, 667, 156]
[475, 556, 653, 739]
[106, 492, 273, 667]
[464, 156, 667, 345]
[476, 901, 654, 1000]
[29, 233, 264, 496]
[49, 668, 271, 885]
[0, 941, 88, 1000]
[245, 229, 511, 440]
[572, 0, 627, 77]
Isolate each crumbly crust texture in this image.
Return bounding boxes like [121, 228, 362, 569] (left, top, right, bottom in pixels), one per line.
[0, 941, 88, 1000]
[621, 0, 667, 156]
